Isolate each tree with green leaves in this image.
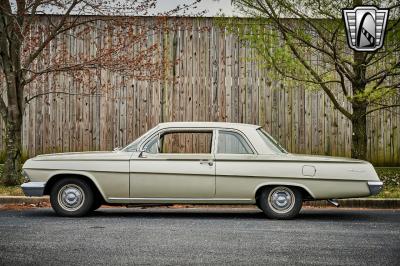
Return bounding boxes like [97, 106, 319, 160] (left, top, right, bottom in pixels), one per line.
[231, 0, 400, 160]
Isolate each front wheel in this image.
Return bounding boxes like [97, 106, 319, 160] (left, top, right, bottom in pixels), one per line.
[91, 199, 103, 212]
[50, 178, 94, 217]
[258, 186, 303, 219]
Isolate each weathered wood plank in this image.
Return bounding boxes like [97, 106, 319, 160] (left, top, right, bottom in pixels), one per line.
[0, 17, 398, 165]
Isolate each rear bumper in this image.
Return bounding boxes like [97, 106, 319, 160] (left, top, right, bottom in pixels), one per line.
[367, 181, 383, 196]
[21, 182, 46, 197]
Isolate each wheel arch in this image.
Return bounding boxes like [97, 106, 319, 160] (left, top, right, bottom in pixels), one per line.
[43, 171, 106, 202]
[254, 182, 315, 201]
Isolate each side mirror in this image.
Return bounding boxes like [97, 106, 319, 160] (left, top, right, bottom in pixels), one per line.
[138, 149, 147, 158]
[113, 147, 121, 151]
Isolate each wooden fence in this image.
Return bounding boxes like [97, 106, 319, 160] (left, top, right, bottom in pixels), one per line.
[0, 16, 399, 165]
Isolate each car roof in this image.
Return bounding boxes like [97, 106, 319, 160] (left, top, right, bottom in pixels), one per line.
[157, 122, 260, 131]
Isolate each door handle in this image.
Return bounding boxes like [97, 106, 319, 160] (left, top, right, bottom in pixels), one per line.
[199, 160, 213, 166]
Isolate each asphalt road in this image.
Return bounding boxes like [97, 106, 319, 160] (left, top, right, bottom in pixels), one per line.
[0, 207, 399, 265]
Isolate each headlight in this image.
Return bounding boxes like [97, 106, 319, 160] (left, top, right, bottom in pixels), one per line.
[21, 170, 31, 183]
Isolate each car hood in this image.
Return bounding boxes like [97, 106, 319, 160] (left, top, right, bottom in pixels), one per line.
[30, 151, 130, 161]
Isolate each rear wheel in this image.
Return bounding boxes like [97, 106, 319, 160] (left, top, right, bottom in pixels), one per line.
[50, 178, 94, 217]
[258, 186, 303, 219]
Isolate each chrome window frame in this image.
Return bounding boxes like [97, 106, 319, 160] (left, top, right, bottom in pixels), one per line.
[122, 125, 159, 152]
[256, 128, 287, 154]
[215, 128, 257, 155]
[139, 127, 216, 155]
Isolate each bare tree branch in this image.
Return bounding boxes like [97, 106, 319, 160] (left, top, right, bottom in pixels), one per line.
[24, 90, 102, 104]
[365, 104, 400, 116]
[367, 61, 400, 83]
[23, 0, 82, 68]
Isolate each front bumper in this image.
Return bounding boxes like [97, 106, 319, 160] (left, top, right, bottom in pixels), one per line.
[367, 181, 383, 196]
[21, 182, 46, 196]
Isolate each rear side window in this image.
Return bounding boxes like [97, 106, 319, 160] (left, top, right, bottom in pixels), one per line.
[217, 131, 253, 154]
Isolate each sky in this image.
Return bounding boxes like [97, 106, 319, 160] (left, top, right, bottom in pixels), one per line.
[9, 0, 241, 17]
[152, 0, 239, 17]
[9, 0, 398, 18]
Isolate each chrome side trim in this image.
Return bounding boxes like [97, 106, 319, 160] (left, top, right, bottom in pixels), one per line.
[107, 197, 254, 204]
[367, 181, 383, 186]
[21, 182, 46, 197]
[109, 197, 252, 201]
[367, 181, 383, 196]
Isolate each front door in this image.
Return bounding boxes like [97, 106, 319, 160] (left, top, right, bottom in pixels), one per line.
[129, 129, 215, 198]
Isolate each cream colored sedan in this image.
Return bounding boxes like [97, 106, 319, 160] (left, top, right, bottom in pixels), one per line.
[21, 122, 382, 219]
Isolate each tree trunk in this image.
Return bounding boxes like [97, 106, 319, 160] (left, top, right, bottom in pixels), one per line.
[351, 21, 367, 161]
[1, 73, 24, 186]
[2, 117, 23, 186]
[351, 102, 368, 160]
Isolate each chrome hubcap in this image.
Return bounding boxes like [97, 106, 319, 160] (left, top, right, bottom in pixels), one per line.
[268, 187, 295, 213]
[58, 184, 85, 211]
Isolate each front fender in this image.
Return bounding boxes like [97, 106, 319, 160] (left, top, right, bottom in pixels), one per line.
[46, 170, 108, 201]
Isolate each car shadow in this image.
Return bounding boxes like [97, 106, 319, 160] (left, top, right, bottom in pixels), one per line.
[82, 207, 268, 220]
[23, 207, 382, 222]
[297, 209, 373, 221]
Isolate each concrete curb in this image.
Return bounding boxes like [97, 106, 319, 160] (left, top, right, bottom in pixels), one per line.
[0, 196, 399, 209]
[303, 198, 400, 209]
[0, 196, 49, 204]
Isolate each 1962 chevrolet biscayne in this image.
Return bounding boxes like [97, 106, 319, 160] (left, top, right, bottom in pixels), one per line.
[21, 122, 383, 219]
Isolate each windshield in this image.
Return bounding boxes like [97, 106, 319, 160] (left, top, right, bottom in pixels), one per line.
[257, 128, 287, 154]
[122, 126, 158, 152]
